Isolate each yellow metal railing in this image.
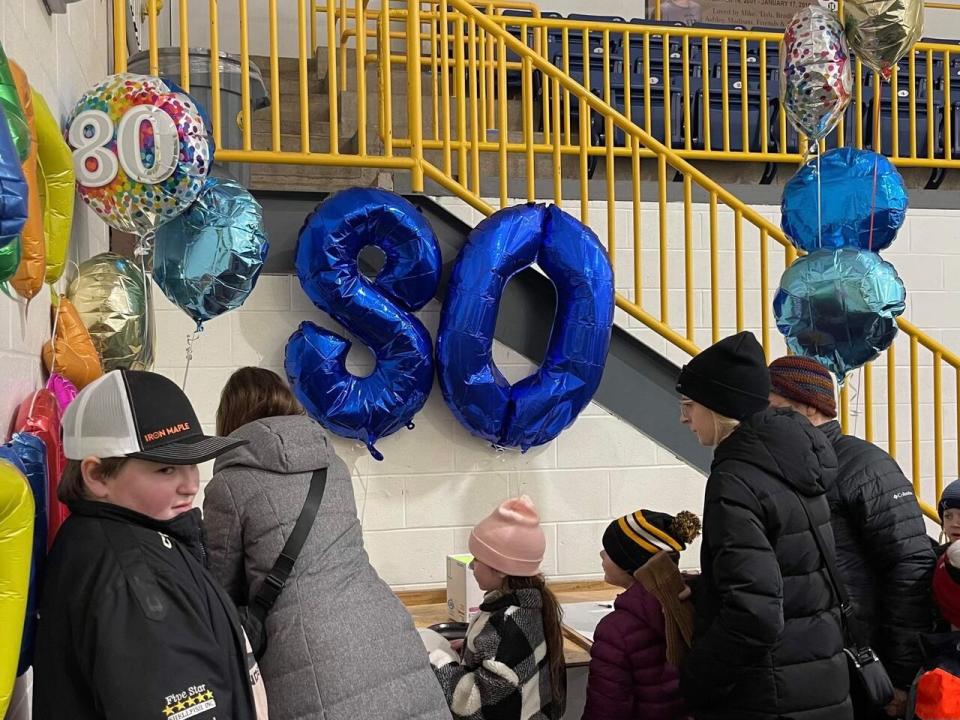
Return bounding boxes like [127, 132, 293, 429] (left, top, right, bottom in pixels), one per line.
[113, 0, 959, 518]
[343, 6, 960, 168]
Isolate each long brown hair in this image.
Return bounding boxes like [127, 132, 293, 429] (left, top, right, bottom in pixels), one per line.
[216, 367, 304, 436]
[505, 574, 567, 716]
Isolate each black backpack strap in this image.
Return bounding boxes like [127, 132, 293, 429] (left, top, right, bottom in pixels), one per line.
[248, 468, 327, 625]
[794, 492, 869, 649]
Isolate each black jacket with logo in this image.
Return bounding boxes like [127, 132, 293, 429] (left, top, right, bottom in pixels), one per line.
[680, 408, 853, 720]
[33, 500, 256, 720]
[819, 420, 936, 688]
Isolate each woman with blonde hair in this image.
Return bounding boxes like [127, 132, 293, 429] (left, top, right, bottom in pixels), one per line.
[205, 367, 451, 720]
[674, 332, 852, 720]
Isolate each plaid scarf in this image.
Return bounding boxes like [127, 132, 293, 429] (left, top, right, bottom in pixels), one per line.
[431, 588, 564, 720]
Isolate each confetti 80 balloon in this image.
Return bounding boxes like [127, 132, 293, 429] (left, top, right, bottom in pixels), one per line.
[781, 6, 852, 141]
[66, 74, 212, 235]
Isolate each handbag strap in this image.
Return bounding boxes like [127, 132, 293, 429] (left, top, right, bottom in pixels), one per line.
[793, 491, 869, 649]
[249, 467, 327, 623]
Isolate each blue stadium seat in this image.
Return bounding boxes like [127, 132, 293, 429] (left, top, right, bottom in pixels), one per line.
[865, 80, 934, 157]
[690, 84, 762, 152]
[592, 79, 682, 146]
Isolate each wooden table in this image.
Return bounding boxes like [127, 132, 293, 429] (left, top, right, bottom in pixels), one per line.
[398, 581, 619, 668]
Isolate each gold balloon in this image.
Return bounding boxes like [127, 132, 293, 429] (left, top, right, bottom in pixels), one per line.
[844, 0, 923, 80]
[68, 253, 155, 372]
[42, 295, 104, 388]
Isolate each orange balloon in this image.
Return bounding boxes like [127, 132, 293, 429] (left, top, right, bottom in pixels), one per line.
[42, 296, 103, 389]
[8, 61, 43, 302]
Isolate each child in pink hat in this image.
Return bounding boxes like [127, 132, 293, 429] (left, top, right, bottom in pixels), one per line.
[429, 496, 566, 719]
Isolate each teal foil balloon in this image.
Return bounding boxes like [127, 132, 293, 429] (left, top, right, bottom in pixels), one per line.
[153, 177, 268, 327]
[774, 248, 906, 381]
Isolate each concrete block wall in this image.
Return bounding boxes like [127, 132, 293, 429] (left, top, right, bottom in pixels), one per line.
[152, 193, 960, 588]
[0, 0, 110, 428]
[153, 276, 708, 589]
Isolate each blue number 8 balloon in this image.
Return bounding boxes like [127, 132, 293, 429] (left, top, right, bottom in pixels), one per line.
[436, 203, 615, 451]
[285, 189, 441, 460]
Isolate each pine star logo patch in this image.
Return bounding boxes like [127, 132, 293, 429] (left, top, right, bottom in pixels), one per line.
[163, 685, 217, 720]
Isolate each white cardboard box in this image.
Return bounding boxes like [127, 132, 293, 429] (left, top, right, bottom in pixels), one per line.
[446, 553, 484, 622]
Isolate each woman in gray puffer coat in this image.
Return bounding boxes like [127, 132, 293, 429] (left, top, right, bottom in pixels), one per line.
[204, 367, 452, 720]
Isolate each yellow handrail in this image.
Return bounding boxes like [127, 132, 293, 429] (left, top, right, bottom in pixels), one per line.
[364, 8, 960, 168]
[111, 0, 960, 520]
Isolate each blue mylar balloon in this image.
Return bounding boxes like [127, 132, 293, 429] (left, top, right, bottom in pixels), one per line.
[0, 433, 46, 675]
[153, 177, 268, 327]
[437, 203, 614, 451]
[774, 248, 906, 381]
[0, 104, 27, 248]
[285, 188, 441, 460]
[781, 148, 907, 253]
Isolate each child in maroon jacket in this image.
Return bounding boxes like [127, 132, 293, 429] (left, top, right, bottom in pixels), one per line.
[581, 509, 699, 720]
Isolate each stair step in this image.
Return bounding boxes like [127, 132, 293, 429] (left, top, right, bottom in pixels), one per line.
[248, 164, 387, 193]
[250, 126, 382, 153]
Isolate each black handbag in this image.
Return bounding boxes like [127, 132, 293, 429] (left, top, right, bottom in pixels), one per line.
[796, 493, 895, 710]
[238, 467, 327, 660]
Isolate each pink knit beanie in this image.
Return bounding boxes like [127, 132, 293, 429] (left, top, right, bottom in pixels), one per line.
[469, 496, 546, 577]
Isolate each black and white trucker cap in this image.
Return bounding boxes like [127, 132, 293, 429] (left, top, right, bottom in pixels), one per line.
[62, 369, 246, 464]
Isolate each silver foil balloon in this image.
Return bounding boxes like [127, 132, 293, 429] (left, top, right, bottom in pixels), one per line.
[781, 6, 853, 141]
[153, 177, 268, 327]
[68, 252, 155, 372]
[774, 248, 906, 381]
[844, 0, 923, 80]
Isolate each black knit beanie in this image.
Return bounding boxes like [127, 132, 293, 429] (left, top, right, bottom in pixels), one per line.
[603, 509, 701, 574]
[939, 479, 960, 520]
[676, 331, 771, 421]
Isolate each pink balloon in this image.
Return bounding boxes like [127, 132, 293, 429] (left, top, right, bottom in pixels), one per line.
[45, 373, 78, 413]
[15, 389, 69, 548]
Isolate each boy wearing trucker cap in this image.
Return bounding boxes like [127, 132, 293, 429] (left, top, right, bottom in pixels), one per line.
[32, 369, 267, 720]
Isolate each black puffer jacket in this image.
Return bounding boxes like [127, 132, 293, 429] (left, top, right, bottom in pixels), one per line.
[819, 420, 936, 688]
[33, 501, 257, 720]
[681, 408, 852, 720]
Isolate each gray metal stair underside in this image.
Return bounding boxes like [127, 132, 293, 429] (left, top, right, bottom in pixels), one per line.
[254, 189, 712, 473]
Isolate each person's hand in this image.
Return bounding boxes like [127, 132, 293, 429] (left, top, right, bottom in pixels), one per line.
[678, 584, 692, 602]
[884, 688, 907, 718]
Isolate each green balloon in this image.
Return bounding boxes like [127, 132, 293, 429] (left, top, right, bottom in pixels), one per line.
[0, 42, 29, 162]
[0, 236, 21, 284]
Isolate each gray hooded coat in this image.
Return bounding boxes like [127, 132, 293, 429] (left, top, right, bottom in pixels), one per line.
[204, 414, 452, 720]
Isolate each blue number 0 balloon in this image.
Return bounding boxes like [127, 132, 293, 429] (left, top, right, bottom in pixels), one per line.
[437, 203, 614, 451]
[285, 189, 441, 460]
[0, 433, 46, 675]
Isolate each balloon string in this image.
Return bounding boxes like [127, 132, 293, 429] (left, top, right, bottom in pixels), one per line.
[182, 325, 204, 390]
[867, 153, 880, 252]
[849, 366, 863, 437]
[816, 149, 822, 250]
[49, 293, 62, 377]
[136, 231, 153, 373]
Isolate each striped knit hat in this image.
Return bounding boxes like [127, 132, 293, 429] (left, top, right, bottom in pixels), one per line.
[603, 509, 701, 574]
[768, 356, 838, 419]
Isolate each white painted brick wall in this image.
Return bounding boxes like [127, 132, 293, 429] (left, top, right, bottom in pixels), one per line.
[149, 194, 960, 588]
[0, 0, 109, 427]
